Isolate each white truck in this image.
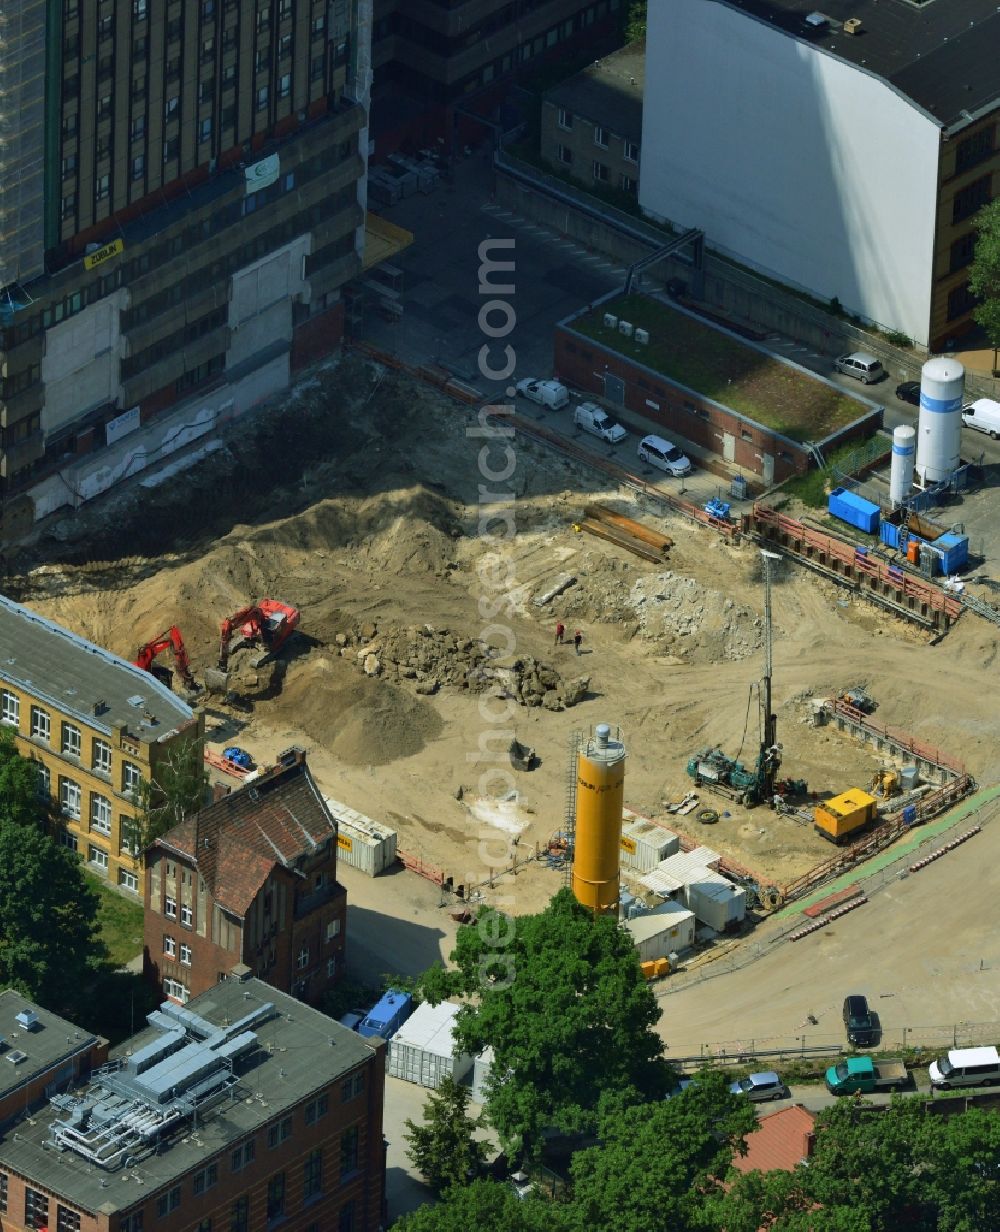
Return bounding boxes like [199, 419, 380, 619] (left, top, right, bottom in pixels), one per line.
[962, 398, 1000, 439]
[573, 402, 627, 443]
[515, 377, 569, 410]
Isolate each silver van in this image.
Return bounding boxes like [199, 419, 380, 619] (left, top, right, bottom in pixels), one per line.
[835, 352, 886, 385]
[638, 434, 692, 477]
[928, 1046, 1000, 1089]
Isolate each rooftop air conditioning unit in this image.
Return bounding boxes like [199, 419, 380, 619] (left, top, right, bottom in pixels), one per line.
[619, 320, 634, 337]
[843, 17, 862, 34]
[603, 313, 618, 329]
[15, 1010, 40, 1031]
[634, 328, 650, 344]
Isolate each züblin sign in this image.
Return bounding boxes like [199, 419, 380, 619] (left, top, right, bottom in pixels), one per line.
[84, 238, 124, 270]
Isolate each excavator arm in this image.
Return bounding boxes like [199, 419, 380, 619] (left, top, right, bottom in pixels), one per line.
[218, 605, 266, 670]
[133, 627, 198, 691]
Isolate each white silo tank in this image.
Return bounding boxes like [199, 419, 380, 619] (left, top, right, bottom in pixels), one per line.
[915, 357, 964, 483]
[889, 424, 916, 506]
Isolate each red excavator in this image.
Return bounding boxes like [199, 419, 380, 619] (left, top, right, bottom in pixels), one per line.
[217, 599, 300, 671]
[133, 626, 200, 693]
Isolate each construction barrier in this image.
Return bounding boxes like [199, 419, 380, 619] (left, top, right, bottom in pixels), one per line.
[908, 826, 981, 873]
[787, 894, 868, 941]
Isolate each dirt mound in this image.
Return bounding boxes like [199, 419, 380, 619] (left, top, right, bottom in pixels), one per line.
[279, 655, 443, 765]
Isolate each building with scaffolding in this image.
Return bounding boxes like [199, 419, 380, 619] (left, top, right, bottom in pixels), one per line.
[0, 1, 373, 545]
[0, 975, 386, 1231]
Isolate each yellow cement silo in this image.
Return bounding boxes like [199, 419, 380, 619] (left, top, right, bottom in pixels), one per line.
[571, 724, 626, 915]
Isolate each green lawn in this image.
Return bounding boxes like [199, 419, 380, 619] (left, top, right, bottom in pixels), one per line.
[86, 870, 145, 967]
[571, 295, 869, 442]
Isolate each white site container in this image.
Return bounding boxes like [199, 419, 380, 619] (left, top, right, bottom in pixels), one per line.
[625, 899, 695, 962]
[387, 1002, 474, 1089]
[323, 796, 398, 876]
[651, 847, 722, 886]
[471, 1046, 494, 1104]
[638, 863, 686, 899]
[683, 869, 747, 931]
[619, 817, 680, 874]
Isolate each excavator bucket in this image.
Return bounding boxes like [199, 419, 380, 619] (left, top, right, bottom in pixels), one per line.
[203, 667, 230, 694]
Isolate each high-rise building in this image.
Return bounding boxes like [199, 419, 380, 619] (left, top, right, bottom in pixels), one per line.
[0, 0, 372, 542]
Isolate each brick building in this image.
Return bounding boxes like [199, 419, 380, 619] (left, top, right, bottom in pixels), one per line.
[0, 594, 203, 899]
[145, 751, 347, 1006]
[0, 0, 372, 544]
[0, 990, 107, 1131]
[0, 976, 385, 1232]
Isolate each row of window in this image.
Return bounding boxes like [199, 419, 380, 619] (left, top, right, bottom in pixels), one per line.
[554, 146, 637, 194]
[556, 110, 639, 163]
[121, 305, 229, 381]
[1, 694, 140, 786]
[163, 935, 193, 965]
[0, 1176, 79, 1231]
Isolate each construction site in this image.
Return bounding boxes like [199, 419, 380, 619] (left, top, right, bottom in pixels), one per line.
[5, 349, 997, 951]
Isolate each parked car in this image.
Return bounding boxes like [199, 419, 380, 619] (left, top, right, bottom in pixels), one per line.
[515, 377, 569, 410]
[895, 380, 920, 406]
[729, 1071, 789, 1102]
[835, 352, 886, 385]
[637, 433, 692, 477]
[962, 397, 1000, 439]
[843, 994, 879, 1047]
[573, 402, 627, 443]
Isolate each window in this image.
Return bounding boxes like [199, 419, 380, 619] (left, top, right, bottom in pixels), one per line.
[120, 1213, 144, 1232]
[59, 829, 78, 853]
[557, 145, 572, 165]
[195, 1221, 211, 1232]
[165, 895, 177, 918]
[180, 902, 193, 927]
[89, 844, 109, 870]
[37, 762, 51, 800]
[0, 1172, 6, 1212]
[950, 231, 976, 273]
[338, 1199, 355, 1232]
[62, 153, 77, 178]
[279, 72, 291, 98]
[98, 94, 112, 119]
[91, 793, 111, 835]
[199, 78, 215, 103]
[164, 935, 176, 957]
[163, 977, 189, 1003]
[297, 946, 309, 970]
[62, 193, 77, 220]
[303, 1149, 323, 1200]
[31, 706, 50, 742]
[96, 173, 110, 201]
[202, 0, 215, 14]
[268, 1116, 292, 1148]
[741, 428, 753, 442]
[156, 1186, 180, 1217]
[618, 174, 636, 195]
[132, 75, 146, 100]
[230, 1197, 249, 1232]
[304, 1093, 328, 1125]
[165, 94, 179, 118]
[163, 136, 179, 161]
[327, 957, 337, 978]
[557, 107, 572, 130]
[341, 1071, 364, 1101]
[202, 35, 215, 62]
[131, 114, 146, 141]
[0, 691, 18, 727]
[956, 126, 995, 175]
[593, 161, 609, 183]
[953, 174, 992, 224]
[340, 1126, 359, 1178]
[624, 140, 640, 163]
[326, 918, 341, 941]
[192, 1163, 218, 1195]
[133, 0, 147, 18]
[266, 1172, 285, 1222]
[25, 1188, 48, 1230]
[123, 761, 141, 795]
[180, 943, 192, 966]
[199, 117, 212, 142]
[948, 281, 978, 321]
[120, 822, 139, 856]
[256, 85, 269, 111]
[311, 14, 325, 34]
[310, 54, 324, 81]
[119, 868, 139, 892]
[93, 738, 112, 774]
[231, 1139, 256, 1172]
[57, 1206, 81, 1232]
[593, 126, 608, 148]
[60, 777, 82, 820]
[280, 32, 292, 55]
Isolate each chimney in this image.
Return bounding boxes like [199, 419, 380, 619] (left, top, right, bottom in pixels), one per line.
[803, 1130, 816, 1159]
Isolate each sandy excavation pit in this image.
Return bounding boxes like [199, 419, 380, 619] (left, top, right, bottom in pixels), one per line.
[9, 358, 999, 910]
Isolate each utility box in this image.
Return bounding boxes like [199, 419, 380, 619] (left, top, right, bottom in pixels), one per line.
[814, 789, 878, 845]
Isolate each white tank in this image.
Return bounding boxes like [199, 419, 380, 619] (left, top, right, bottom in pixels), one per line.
[915, 357, 964, 483]
[889, 424, 915, 506]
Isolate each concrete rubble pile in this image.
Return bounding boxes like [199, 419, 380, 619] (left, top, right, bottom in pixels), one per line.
[335, 623, 590, 710]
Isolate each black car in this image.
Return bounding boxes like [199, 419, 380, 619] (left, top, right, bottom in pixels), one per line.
[895, 381, 920, 406]
[843, 995, 879, 1046]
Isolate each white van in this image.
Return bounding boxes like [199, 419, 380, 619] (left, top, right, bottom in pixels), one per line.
[637, 434, 692, 477]
[928, 1046, 1000, 1089]
[962, 398, 1000, 439]
[515, 377, 569, 410]
[573, 402, 627, 443]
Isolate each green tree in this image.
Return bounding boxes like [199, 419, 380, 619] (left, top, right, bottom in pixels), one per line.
[0, 729, 49, 828]
[423, 888, 671, 1160]
[622, 0, 647, 42]
[0, 753, 103, 1010]
[391, 1179, 558, 1232]
[403, 1076, 489, 1195]
[920, 1104, 1000, 1231]
[969, 198, 1000, 374]
[125, 733, 207, 853]
[566, 1072, 756, 1232]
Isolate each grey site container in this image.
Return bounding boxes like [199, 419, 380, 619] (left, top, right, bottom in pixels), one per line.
[323, 796, 398, 876]
[471, 1046, 494, 1104]
[619, 817, 680, 874]
[387, 1002, 474, 1089]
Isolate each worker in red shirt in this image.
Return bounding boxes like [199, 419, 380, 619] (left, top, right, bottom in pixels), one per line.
[555, 622, 565, 646]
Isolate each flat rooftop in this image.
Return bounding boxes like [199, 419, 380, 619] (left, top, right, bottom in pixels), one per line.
[0, 978, 376, 1214]
[0, 991, 98, 1112]
[567, 294, 874, 442]
[0, 594, 193, 741]
[720, 0, 1000, 129]
[545, 41, 645, 141]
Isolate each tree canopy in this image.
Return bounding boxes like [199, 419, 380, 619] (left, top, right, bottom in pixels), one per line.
[127, 732, 207, 853]
[423, 888, 671, 1159]
[392, 1179, 556, 1232]
[404, 1076, 488, 1195]
[969, 198, 1000, 369]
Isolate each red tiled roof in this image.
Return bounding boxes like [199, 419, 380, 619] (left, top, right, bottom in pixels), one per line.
[731, 1104, 816, 1175]
[157, 756, 338, 915]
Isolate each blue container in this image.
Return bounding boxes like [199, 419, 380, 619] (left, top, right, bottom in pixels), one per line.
[880, 520, 902, 550]
[705, 498, 731, 520]
[902, 805, 918, 826]
[935, 533, 969, 574]
[358, 989, 413, 1040]
[828, 488, 879, 534]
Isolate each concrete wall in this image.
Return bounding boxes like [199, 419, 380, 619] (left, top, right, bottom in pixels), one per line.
[639, 0, 941, 346]
[227, 234, 312, 370]
[40, 290, 128, 434]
